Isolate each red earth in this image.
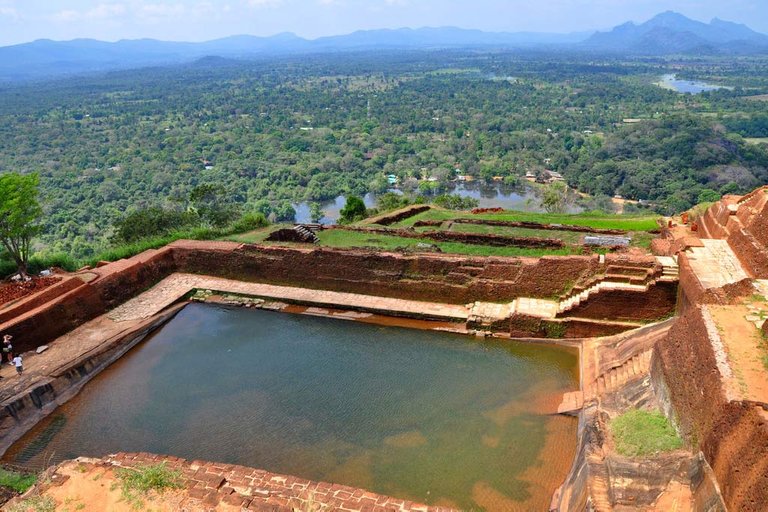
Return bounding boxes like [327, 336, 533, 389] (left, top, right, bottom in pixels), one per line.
[0, 276, 61, 308]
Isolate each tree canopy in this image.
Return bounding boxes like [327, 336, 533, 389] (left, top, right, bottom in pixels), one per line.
[0, 173, 43, 276]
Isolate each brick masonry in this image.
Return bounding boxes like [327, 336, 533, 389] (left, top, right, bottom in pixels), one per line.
[106, 452, 450, 512]
[0, 241, 671, 353]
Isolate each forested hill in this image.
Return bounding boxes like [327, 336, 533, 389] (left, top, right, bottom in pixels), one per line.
[0, 51, 767, 258]
[570, 117, 768, 211]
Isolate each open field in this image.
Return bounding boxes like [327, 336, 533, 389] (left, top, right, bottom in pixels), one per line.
[391, 208, 661, 232]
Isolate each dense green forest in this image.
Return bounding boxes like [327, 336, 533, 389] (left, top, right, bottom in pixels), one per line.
[0, 51, 767, 258]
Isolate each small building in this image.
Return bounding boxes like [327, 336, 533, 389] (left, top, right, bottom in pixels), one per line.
[387, 175, 398, 185]
[537, 170, 565, 184]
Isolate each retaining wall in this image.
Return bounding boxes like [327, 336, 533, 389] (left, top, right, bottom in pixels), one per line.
[653, 305, 768, 511]
[1, 241, 669, 353]
[699, 192, 768, 278]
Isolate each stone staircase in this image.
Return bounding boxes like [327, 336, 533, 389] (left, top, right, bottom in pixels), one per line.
[588, 454, 613, 512]
[558, 349, 655, 415]
[736, 185, 768, 206]
[656, 256, 680, 282]
[293, 224, 321, 244]
[557, 257, 678, 316]
[595, 349, 653, 395]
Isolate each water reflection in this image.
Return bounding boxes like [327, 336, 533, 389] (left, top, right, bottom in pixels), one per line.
[657, 74, 729, 94]
[293, 182, 582, 224]
[5, 304, 579, 511]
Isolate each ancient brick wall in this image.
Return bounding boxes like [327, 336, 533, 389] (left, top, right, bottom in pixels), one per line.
[171, 242, 611, 304]
[0, 278, 83, 325]
[698, 193, 768, 278]
[654, 306, 768, 512]
[1, 248, 178, 353]
[2, 241, 667, 351]
[746, 200, 768, 247]
[722, 224, 768, 279]
[559, 282, 677, 323]
[698, 201, 731, 239]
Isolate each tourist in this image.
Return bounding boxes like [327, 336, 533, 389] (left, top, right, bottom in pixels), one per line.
[12, 354, 22, 375]
[2, 335, 13, 365]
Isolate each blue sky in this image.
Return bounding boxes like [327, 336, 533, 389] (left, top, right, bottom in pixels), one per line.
[0, 0, 766, 46]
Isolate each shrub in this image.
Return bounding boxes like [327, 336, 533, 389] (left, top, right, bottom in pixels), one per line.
[432, 194, 479, 210]
[229, 212, 268, 233]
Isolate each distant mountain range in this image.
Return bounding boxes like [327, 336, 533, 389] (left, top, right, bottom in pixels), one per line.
[0, 12, 766, 82]
[583, 11, 768, 54]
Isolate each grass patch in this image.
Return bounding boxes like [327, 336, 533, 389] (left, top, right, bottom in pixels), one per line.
[223, 225, 281, 244]
[6, 496, 55, 512]
[316, 229, 581, 257]
[393, 207, 660, 232]
[0, 468, 36, 493]
[115, 462, 183, 509]
[611, 409, 682, 457]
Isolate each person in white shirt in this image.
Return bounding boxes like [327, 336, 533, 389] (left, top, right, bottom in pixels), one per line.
[12, 354, 22, 375]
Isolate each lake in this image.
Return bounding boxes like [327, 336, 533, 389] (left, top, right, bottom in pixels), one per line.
[657, 74, 730, 94]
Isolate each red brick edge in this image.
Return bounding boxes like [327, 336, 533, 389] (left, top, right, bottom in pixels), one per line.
[107, 452, 453, 512]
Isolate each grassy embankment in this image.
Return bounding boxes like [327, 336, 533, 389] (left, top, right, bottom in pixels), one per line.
[228, 208, 660, 257]
[610, 409, 683, 456]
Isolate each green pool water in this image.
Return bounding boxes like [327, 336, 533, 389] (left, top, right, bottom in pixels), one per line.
[4, 303, 579, 510]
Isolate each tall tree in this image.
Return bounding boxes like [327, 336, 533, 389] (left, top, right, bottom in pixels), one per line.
[339, 196, 367, 223]
[541, 182, 572, 214]
[0, 173, 43, 277]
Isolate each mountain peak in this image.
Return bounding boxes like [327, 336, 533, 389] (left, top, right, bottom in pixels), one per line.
[584, 11, 768, 55]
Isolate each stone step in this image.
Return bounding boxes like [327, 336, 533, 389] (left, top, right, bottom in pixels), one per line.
[557, 391, 584, 414]
[595, 349, 654, 395]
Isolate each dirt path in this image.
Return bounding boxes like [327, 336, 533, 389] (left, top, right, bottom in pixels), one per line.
[709, 303, 768, 404]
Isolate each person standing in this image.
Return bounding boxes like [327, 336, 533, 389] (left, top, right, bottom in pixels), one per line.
[2, 335, 12, 365]
[12, 353, 22, 375]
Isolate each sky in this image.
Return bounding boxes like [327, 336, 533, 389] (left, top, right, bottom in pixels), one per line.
[0, 0, 766, 46]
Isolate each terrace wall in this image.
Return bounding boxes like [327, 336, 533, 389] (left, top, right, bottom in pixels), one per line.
[1, 241, 667, 353]
[653, 306, 768, 511]
[559, 282, 677, 323]
[699, 191, 768, 279]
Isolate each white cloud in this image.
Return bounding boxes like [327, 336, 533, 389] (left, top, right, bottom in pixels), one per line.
[137, 2, 187, 20]
[0, 6, 19, 22]
[53, 3, 126, 23]
[247, 0, 284, 7]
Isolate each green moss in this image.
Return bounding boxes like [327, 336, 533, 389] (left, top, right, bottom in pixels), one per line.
[543, 322, 566, 338]
[611, 409, 682, 457]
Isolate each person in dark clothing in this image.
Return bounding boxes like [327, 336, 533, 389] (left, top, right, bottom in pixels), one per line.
[1, 334, 12, 379]
[2, 335, 12, 365]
